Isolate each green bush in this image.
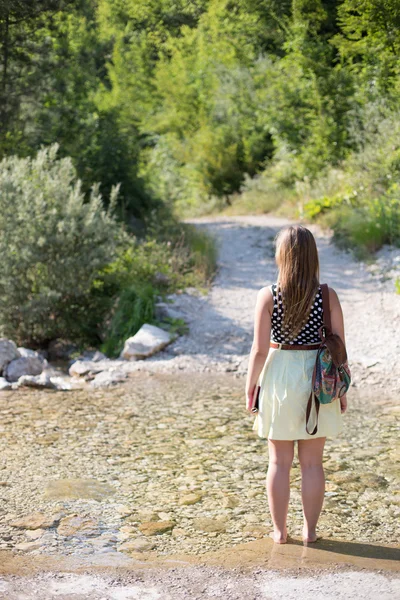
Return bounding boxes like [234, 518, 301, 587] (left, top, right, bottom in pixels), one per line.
[100, 282, 156, 358]
[0, 143, 127, 347]
[319, 193, 400, 258]
[97, 208, 218, 354]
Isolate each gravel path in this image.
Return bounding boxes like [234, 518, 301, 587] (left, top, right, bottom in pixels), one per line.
[143, 214, 400, 394]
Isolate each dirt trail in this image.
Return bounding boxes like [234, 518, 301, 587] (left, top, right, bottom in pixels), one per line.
[151, 214, 400, 393]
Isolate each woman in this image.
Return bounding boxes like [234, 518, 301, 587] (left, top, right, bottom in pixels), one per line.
[245, 224, 348, 545]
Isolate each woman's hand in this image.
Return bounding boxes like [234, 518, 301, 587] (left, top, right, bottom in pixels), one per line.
[245, 385, 256, 412]
[340, 393, 347, 414]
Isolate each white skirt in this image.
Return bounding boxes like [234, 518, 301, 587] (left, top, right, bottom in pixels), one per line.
[252, 346, 343, 440]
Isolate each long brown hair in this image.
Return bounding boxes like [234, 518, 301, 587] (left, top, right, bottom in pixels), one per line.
[274, 224, 320, 341]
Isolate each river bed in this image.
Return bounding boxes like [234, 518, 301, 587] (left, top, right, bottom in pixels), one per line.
[0, 372, 398, 563]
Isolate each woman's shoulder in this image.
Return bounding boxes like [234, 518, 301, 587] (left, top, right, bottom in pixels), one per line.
[256, 285, 274, 312]
[321, 283, 340, 306]
[257, 284, 274, 297]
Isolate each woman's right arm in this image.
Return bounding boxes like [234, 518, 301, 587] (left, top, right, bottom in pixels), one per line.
[329, 286, 348, 414]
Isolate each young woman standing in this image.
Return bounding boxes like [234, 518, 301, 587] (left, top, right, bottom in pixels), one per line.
[245, 224, 348, 544]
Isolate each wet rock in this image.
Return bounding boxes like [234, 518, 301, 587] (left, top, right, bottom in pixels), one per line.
[120, 324, 175, 360]
[138, 521, 176, 535]
[9, 512, 62, 530]
[25, 529, 45, 539]
[44, 478, 115, 501]
[116, 505, 134, 517]
[57, 515, 99, 537]
[0, 338, 19, 372]
[329, 471, 360, 484]
[15, 540, 44, 552]
[360, 473, 389, 487]
[171, 528, 190, 538]
[119, 538, 156, 553]
[179, 493, 203, 506]
[222, 495, 240, 508]
[192, 518, 227, 533]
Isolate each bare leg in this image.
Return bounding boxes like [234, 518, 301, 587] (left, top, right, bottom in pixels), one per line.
[298, 437, 326, 542]
[266, 439, 294, 543]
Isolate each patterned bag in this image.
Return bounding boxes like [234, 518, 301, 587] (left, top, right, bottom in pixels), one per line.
[306, 284, 351, 435]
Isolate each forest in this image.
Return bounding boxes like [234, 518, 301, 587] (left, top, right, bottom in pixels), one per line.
[0, 0, 399, 350]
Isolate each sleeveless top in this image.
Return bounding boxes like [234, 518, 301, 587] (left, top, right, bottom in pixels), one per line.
[270, 283, 324, 345]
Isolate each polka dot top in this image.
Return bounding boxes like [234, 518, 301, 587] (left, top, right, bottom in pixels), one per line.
[270, 283, 324, 345]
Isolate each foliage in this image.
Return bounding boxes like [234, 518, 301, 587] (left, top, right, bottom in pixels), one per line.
[100, 282, 156, 358]
[1, 0, 400, 290]
[0, 143, 127, 347]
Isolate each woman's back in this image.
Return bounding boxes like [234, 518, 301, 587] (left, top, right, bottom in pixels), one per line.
[270, 283, 324, 345]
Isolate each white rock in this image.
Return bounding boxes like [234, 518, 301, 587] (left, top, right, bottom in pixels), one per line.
[0, 376, 13, 390]
[48, 376, 72, 391]
[0, 338, 20, 373]
[120, 324, 175, 360]
[17, 372, 55, 389]
[17, 347, 45, 362]
[69, 358, 116, 377]
[4, 356, 43, 382]
[90, 370, 128, 387]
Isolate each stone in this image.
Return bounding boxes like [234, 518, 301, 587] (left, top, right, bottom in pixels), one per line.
[15, 541, 43, 552]
[192, 518, 227, 533]
[178, 493, 203, 506]
[221, 495, 240, 508]
[171, 528, 190, 538]
[44, 478, 115, 501]
[16, 372, 55, 389]
[25, 529, 45, 540]
[243, 525, 269, 534]
[5, 356, 43, 382]
[116, 505, 134, 517]
[0, 377, 12, 390]
[360, 473, 389, 487]
[47, 376, 72, 391]
[17, 348, 45, 362]
[57, 515, 99, 537]
[69, 361, 103, 377]
[120, 324, 175, 360]
[329, 471, 360, 484]
[9, 512, 62, 530]
[90, 369, 128, 388]
[0, 338, 19, 373]
[138, 521, 176, 536]
[119, 538, 156, 553]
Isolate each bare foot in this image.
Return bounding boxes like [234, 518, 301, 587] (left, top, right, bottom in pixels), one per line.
[269, 530, 287, 544]
[302, 527, 319, 543]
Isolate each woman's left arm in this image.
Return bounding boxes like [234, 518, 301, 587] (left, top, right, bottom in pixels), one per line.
[245, 286, 273, 411]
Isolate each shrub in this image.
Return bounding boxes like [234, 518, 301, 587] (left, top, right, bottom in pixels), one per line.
[0, 143, 127, 347]
[319, 193, 400, 258]
[100, 282, 156, 358]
